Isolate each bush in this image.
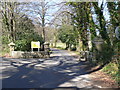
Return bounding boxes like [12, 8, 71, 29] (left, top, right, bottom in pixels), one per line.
[2, 35, 9, 44]
[1, 44, 10, 56]
[95, 43, 114, 65]
[15, 33, 43, 51]
[15, 39, 28, 51]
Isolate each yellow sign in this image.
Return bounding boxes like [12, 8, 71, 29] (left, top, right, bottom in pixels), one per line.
[31, 41, 40, 48]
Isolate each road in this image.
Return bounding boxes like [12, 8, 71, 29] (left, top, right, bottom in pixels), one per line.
[1, 48, 105, 88]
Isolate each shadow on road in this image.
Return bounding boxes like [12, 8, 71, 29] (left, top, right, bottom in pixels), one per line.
[2, 49, 103, 88]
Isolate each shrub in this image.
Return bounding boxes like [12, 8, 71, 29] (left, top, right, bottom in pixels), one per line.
[15, 33, 43, 51]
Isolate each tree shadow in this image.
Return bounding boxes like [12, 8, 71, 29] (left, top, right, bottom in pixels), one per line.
[2, 51, 105, 88]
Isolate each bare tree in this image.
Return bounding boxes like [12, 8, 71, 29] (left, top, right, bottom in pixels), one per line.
[1, 2, 17, 42]
[24, 0, 56, 42]
[1, 2, 27, 42]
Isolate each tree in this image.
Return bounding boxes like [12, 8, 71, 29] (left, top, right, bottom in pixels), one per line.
[1, 2, 43, 51]
[24, 0, 56, 42]
[67, 2, 96, 51]
[58, 24, 77, 50]
[1, 2, 17, 42]
[107, 1, 120, 85]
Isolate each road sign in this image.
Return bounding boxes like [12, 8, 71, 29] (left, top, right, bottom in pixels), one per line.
[115, 26, 120, 40]
[31, 41, 40, 48]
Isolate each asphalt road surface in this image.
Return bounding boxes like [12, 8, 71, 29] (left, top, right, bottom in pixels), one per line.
[1, 48, 104, 88]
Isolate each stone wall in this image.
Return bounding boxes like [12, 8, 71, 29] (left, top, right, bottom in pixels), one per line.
[11, 51, 50, 58]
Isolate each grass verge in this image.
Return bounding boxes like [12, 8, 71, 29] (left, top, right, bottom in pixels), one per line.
[0, 45, 10, 56]
[101, 62, 120, 87]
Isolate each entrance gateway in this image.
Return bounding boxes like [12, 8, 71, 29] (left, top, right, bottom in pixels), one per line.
[31, 41, 40, 52]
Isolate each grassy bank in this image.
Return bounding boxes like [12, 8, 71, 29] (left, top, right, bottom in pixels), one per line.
[101, 62, 120, 86]
[0, 45, 10, 56]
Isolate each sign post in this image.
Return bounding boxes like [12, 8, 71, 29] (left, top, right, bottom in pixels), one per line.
[115, 26, 120, 40]
[31, 41, 40, 52]
[93, 37, 104, 51]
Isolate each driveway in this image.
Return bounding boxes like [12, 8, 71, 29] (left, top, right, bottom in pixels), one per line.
[0, 48, 111, 88]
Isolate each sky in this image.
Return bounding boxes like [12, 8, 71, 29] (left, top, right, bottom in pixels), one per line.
[99, 0, 110, 21]
[9, 0, 111, 27]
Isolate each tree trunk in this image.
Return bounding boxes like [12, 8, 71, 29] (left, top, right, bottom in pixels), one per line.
[77, 35, 83, 52]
